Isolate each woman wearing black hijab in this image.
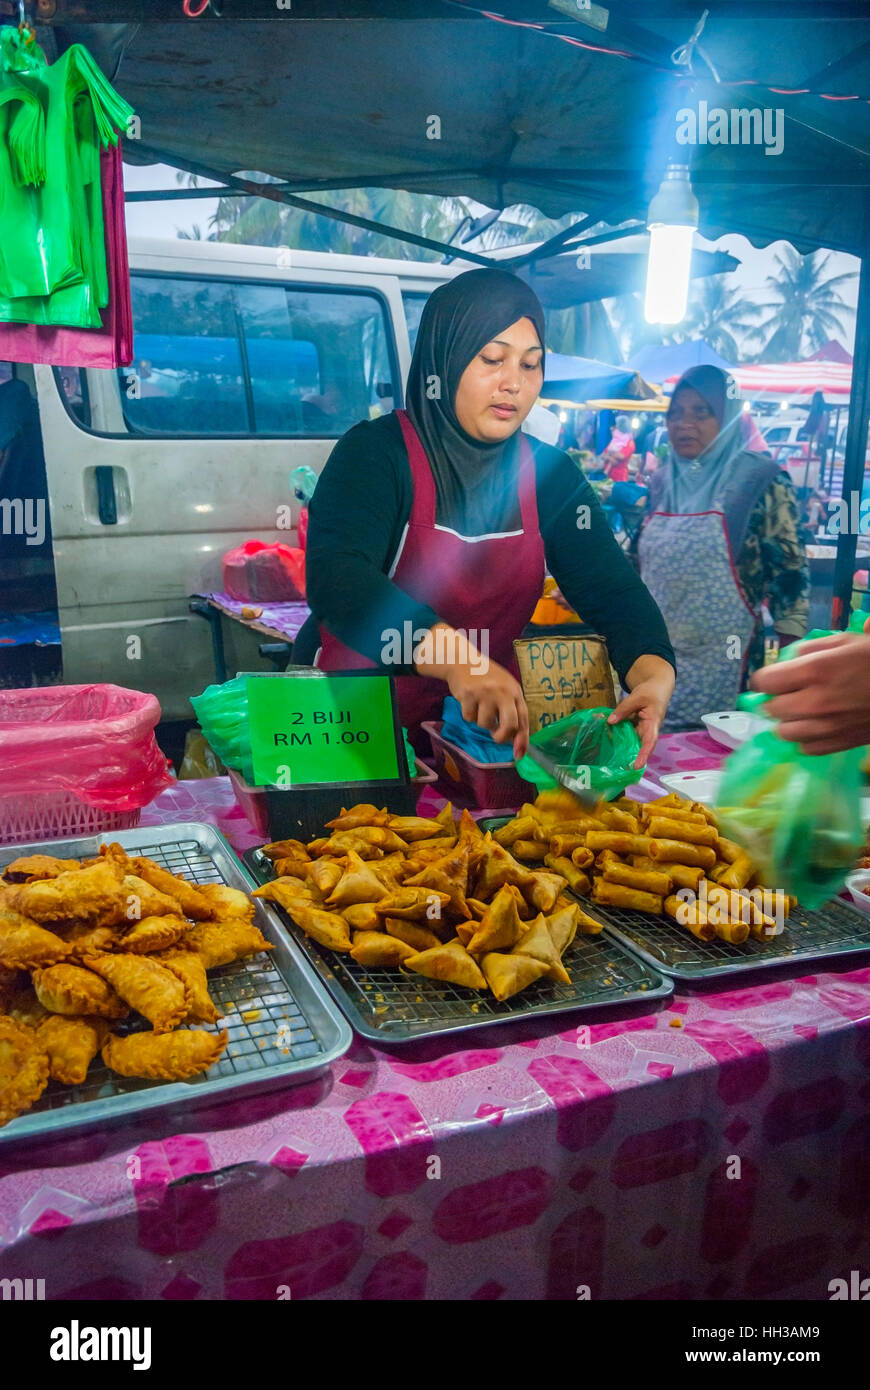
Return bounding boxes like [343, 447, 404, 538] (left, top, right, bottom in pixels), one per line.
[304, 268, 675, 759]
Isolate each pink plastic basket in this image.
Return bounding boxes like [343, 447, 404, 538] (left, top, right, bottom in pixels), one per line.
[0, 793, 140, 847]
[229, 760, 438, 840]
[421, 720, 528, 810]
[0, 684, 170, 843]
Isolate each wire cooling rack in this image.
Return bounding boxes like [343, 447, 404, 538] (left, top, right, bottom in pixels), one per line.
[243, 848, 672, 1041]
[0, 824, 351, 1144]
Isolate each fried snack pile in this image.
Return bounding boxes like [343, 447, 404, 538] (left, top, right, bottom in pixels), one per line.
[495, 788, 796, 945]
[0, 844, 272, 1127]
[253, 802, 602, 1005]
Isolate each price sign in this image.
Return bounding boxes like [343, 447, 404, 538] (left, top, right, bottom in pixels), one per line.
[246, 673, 404, 788]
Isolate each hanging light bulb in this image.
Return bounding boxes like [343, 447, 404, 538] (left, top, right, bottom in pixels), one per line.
[644, 164, 699, 325]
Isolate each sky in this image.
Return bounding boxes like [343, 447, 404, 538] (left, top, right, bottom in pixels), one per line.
[122, 161, 860, 360]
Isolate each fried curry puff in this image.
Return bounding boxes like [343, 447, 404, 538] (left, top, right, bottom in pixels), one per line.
[0, 845, 272, 1125]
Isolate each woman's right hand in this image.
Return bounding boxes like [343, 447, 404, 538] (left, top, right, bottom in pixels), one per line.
[414, 622, 530, 758]
[446, 658, 529, 759]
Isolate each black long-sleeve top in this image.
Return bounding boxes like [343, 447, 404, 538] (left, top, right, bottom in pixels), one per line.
[302, 413, 675, 684]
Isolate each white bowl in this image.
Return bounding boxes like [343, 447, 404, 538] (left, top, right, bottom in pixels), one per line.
[845, 870, 870, 916]
[702, 710, 769, 751]
[659, 770, 722, 805]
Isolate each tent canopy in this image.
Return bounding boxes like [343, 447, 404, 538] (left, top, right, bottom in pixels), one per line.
[44, 1, 870, 259]
[628, 340, 733, 381]
[543, 353, 658, 403]
[664, 361, 853, 398]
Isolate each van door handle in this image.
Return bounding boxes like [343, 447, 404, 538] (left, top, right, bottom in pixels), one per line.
[95, 465, 118, 525]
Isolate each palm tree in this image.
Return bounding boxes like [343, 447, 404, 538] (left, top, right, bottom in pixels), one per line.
[750, 247, 856, 361]
[679, 276, 763, 362]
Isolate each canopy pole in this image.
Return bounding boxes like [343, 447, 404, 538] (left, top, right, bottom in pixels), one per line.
[136, 149, 501, 268]
[831, 191, 870, 628]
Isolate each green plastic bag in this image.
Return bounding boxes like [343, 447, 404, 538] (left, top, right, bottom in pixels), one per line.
[715, 619, 867, 909]
[0, 27, 133, 324]
[516, 706, 644, 800]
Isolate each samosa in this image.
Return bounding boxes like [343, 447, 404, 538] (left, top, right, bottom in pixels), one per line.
[512, 914, 571, 984]
[374, 887, 451, 921]
[325, 804, 391, 830]
[385, 917, 443, 953]
[351, 931, 417, 967]
[327, 851, 388, 908]
[403, 938, 486, 990]
[466, 883, 526, 957]
[481, 951, 550, 1002]
[546, 902, 581, 955]
[471, 834, 534, 900]
[403, 840, 471, 919]
[288, 903, 352, 953]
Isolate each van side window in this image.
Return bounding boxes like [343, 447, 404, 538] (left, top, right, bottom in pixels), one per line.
[116, 274, 397, 438]
[120, 276, 248, 435]
[236, 282, 396, 435]
[54, 366, 91, 427]
[402, 292, 429, 355]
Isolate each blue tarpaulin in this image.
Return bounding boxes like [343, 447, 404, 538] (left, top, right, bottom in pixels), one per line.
[627, 341, 732, 385]
[542, 353, 657, 405]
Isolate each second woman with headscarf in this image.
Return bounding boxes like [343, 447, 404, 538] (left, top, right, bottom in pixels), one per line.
[636, 364, 809, 730]
[303, 268, 676, 761]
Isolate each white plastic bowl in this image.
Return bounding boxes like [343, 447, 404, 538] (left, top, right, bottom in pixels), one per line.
[845, 870, 870, 917]
[702, 710, 769, 751]
[659, 770, 722, 805]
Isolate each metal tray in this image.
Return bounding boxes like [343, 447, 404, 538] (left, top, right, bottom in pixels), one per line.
[243, 847, 672, 1042]
[585, 895, 870, 981]
[0, 823, 352, 1145]
[479, 817, 870, 982]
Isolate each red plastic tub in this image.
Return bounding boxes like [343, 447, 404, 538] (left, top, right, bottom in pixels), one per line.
[421, 720, 529, 810]
[229, 759, 438, 840]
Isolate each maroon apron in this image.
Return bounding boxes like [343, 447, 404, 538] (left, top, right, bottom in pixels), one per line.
[316, 409, 546, 737]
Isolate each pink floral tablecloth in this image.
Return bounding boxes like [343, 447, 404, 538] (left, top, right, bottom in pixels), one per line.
[2, 738, 869, 1302]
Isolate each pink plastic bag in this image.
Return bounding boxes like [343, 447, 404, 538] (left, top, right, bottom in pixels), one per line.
[222, 540, 306, 602]
[0, 144, 133, 368]
[0, 684, 172, 811]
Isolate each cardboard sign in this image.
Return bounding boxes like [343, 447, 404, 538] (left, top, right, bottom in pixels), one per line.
[514, 634, 616, 732]
[246, 673, 403, 788]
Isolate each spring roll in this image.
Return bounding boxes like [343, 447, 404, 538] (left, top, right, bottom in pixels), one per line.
[640, 805, 707, 827]
[544, 854, 591, 895]
[631, 855, 702, 891]
[512, 838, 549, 861]
[585, 832, 652, 856]
[599, 807, 639, 833]
[709, 861, 732, 882]
[548, 817, 605, 835]
[569, 845, 594, 871]
[663, 894, 717, 941]
[493, 816, 539, 847]
[714, 835, 746, 864]
[645, 793, 684, 809]
[602, 860, 673, 897]
[646, 816, 718, 847]
[550, 833, 587, 858]
[615, 797, 642, 817]
[647, 839, 716, 870]
[591, 879, 663, 914]
[690, 802, 717, 823]
[717, 852, 754, 890]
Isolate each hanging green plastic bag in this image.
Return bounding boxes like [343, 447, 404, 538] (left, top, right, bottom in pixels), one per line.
[715, 622, 867, 909]
[516, 706, 644, 800]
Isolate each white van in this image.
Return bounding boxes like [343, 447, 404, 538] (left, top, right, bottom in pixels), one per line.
[16, 239, 470, 718]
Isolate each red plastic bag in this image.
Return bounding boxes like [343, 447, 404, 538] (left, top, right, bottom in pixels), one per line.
[0, 684, 172, 811]
[297, 505, 309, 551]
[222, 540, 306, 602]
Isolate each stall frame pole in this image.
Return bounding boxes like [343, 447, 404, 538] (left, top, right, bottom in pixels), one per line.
[832, 192, 870, 628]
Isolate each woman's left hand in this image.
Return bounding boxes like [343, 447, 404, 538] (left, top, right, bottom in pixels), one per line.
[608, 656, 675, 768]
